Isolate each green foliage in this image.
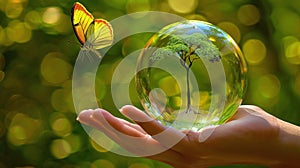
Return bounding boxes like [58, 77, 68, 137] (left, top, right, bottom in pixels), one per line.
[152, 33, 221, 68]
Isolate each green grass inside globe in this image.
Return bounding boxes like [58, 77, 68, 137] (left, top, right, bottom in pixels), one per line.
[136, 20, 247, 131]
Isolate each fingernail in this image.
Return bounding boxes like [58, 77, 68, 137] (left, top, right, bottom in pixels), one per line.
[119, 105, 130, 112]
[119, 105, 152, 123]
[119, 105, 131, 116]
[119, 107, 124, 114]
[77, 109, 95, 122]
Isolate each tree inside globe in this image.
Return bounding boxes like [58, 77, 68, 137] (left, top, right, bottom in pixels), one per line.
[136, 20, 247, 131]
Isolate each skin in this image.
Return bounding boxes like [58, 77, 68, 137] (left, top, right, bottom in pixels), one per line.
[77, 105, 300, 168]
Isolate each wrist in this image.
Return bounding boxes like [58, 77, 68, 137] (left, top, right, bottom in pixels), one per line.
[276, 119, 300, 166]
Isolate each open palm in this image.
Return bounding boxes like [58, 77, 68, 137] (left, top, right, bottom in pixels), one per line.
[77, 105, 298, 168]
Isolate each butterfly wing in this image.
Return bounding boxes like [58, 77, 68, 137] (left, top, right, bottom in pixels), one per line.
[86, 19, 113, 49]
[71, 2, 94, 45]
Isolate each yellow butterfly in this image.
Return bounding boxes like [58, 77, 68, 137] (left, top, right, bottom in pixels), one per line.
[71, 2, 113, 50]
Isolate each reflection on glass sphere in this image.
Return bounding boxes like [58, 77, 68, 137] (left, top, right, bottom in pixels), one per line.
[136, 20, 247, 131]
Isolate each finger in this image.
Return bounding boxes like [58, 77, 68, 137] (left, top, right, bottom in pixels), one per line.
[92, 109, 146, 137]
[78, 108, 176, 157]
[112, 116, 147, 134]
[77, 109, 95, 124]
[77, 109, 106, 130]
[120, 105, 188, 151]
[238, 105, 276, 118]
[82, 109, 147, 134]
[77, 109, 120, 142]
[120, 105, 166, 135]
[78, 109, 147, 137]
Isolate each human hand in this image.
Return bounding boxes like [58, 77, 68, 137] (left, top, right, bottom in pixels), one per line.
[77, 105, 300, 168]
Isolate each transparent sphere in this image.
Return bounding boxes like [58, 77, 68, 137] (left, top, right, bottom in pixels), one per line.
[136, 20, 247, 131]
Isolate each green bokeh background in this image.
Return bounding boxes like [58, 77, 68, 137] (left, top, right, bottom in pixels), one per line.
[0, 0, 300, 167]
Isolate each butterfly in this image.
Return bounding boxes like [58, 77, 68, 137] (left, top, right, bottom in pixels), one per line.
[71, 2, 113, 51]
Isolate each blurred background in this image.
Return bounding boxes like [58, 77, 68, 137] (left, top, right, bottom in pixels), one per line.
[0, 0, 300, 167]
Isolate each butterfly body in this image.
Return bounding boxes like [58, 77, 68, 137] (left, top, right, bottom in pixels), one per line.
[71, 2, 113, 50]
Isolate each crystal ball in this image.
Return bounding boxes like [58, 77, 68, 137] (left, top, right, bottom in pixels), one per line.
[135, 20, 247, 131]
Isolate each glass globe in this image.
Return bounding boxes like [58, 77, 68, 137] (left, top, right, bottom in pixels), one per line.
[136, 20, 247, 131]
